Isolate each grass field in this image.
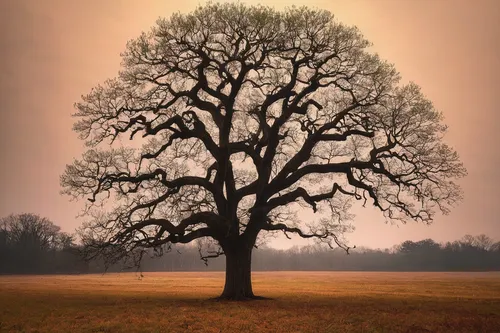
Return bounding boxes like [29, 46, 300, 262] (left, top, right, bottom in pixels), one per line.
[1, 272, 499, 332]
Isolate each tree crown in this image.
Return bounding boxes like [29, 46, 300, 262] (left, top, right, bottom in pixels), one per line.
[61, 2, 466, 265]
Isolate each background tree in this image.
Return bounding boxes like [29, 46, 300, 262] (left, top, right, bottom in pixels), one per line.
[0, 213, 80, 273]
[61, 3, 466, 299]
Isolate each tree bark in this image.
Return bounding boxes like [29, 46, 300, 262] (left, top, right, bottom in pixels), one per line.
[219, 241, 255, 300]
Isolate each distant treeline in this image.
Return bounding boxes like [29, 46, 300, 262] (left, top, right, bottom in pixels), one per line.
[0, 214, 87, 274]
[127, 236, 500, 272]
[1, 213, 499, 274]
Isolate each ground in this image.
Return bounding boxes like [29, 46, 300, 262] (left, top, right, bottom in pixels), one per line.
[1, 271, 499, 332]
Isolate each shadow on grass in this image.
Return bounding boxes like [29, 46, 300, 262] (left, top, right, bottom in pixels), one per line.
[208, 295, 274, 302]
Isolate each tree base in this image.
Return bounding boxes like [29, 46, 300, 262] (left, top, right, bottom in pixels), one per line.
[212, 294, 272, 301]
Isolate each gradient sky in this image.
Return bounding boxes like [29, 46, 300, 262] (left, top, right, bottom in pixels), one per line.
[1, 0, 499, 249]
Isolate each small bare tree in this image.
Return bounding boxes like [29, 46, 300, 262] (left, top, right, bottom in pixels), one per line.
[61, 3, 466, 299]
[0, 213, 64, 273]
[1, 213, 61, 252]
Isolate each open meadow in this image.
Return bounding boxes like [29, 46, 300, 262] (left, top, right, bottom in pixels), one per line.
[1, 272, 499, 332]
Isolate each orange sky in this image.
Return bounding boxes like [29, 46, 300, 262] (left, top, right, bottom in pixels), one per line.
[1, 0, 499, 249]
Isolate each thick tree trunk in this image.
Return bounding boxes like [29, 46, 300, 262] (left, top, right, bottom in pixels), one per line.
[219, 242, 255, 300]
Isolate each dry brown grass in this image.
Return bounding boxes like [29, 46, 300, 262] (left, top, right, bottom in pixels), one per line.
[1, 271, 499, 332]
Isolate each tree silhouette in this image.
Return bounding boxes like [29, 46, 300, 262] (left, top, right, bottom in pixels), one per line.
[61, 3, 466, 299]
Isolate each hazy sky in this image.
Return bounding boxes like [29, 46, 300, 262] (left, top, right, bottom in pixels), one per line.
[1, 0, 499, 249]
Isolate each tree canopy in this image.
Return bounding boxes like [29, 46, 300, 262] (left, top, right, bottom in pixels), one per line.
[61, 2, 466, 299]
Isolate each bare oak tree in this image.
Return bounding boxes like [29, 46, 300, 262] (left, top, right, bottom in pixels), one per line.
[61, 3, 466, 299]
